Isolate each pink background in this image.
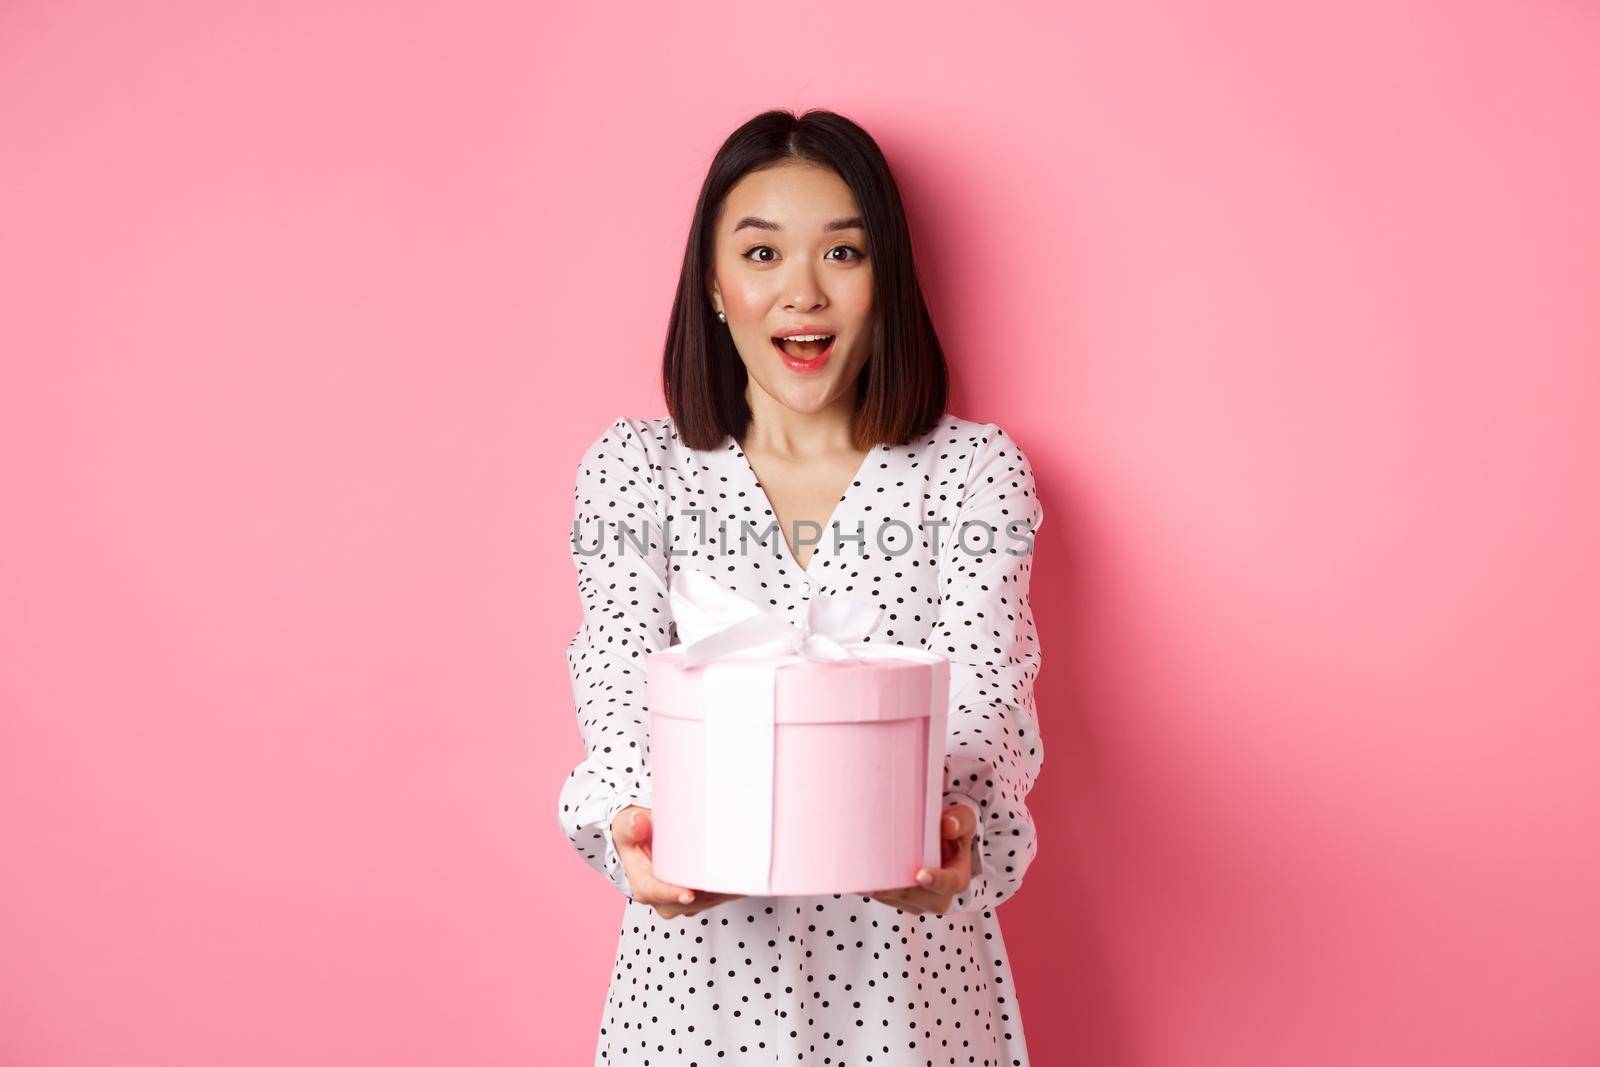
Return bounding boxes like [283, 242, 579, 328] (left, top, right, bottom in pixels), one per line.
[3, 2, 1597, 1064]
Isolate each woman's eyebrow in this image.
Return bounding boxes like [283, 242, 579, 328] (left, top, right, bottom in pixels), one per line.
[731, 215, 865, 234]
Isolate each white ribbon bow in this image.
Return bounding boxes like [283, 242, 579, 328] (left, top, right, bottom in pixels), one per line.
[659, 568, 947, 895]
[669, 567, 889, 666]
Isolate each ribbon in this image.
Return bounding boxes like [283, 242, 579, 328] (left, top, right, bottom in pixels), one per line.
[665, 568, 946, 894]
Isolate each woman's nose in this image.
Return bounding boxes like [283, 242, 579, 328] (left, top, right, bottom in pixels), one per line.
[781, 265, 825, 311]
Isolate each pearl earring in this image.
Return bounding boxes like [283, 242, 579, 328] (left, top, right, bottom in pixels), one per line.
[716, 310, 726, 322]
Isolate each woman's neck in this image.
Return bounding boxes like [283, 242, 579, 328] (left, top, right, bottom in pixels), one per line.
[741, 383, 860, 459]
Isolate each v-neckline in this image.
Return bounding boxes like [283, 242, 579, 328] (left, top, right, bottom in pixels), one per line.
[728, 433, 882, 583]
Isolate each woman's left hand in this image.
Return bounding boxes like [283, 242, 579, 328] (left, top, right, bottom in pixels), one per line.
[867, 804, 978, 916]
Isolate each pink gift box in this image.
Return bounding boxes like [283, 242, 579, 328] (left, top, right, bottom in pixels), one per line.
[646, 647, 950, 897]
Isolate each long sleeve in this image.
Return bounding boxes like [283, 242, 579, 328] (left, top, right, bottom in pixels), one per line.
[556, 418, 674, 900]
[925, 424, 1046, 913]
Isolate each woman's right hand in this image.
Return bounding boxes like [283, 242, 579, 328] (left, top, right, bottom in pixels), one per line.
[611, 805, 745, 919]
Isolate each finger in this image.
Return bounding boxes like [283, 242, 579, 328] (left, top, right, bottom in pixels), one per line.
[693, 891, 742, 905]
[913, 853, 971, 899]
[654, 891, 744, 920]
[680, 891, 743, 915]
[613, 807, 649, 848]
[942, 803, 978, 841]
[631, 810, 658, 862]
[899, 885, 959, 915]
[639, 872, 697, 906]
[617, 843, 697, 905]
[869, 889, 925, 914]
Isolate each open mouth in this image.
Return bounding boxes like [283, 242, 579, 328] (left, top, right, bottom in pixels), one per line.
[770, 334, 836, 361]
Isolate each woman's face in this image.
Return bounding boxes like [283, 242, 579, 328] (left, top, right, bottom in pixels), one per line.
[705, 162, 875, 416]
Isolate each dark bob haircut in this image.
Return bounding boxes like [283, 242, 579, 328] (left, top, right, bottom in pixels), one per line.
[662, 108, 949, 452]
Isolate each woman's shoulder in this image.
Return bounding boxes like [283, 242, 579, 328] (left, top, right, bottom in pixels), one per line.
[575, 415, 679, 461]
[571, 416, 678, 504]
[932, 415, 1041, 528]
[925, 413, 1034, 467]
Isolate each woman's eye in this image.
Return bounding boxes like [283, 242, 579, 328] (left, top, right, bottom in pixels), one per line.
[742, 244, 870, 263]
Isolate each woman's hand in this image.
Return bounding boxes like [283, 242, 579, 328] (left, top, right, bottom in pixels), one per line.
[867, 804, 979, 916]
[611, 805, 745, 920]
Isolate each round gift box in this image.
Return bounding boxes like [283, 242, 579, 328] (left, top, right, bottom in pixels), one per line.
[645, 647, 949, 897]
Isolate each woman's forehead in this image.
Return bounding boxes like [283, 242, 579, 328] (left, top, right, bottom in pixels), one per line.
[720, 166, 860, 228]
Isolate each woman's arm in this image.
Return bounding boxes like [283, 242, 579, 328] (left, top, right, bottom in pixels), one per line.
[926, 423, 1046, 914]
[556, 418, 673, 900]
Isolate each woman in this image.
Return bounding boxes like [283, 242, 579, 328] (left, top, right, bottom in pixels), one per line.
[558, 108, 1045, 1066]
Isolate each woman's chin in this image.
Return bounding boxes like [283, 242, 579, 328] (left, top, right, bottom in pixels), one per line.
[744, 352, 864, 413]
[771, 385, 837, 414]
[744, 368, 830, 408]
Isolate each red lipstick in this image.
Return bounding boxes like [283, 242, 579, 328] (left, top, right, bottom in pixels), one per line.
[770, 327, 837, 375]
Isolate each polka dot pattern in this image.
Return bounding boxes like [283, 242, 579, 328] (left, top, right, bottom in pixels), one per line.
[558, 413, 1045, 1065]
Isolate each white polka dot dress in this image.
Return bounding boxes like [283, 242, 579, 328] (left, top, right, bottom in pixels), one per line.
[558, 412, 1045, 1066]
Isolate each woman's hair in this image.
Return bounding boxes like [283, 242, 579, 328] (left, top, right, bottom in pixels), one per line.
[663, 108, 949, 451]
